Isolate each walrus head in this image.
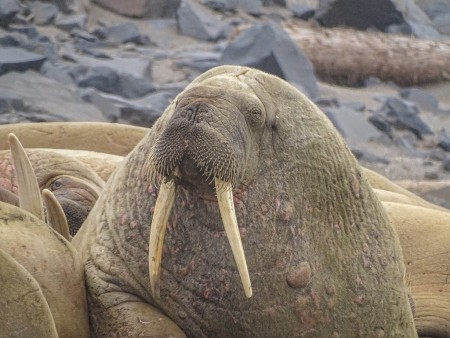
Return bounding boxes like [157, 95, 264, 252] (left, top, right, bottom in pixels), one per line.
[146, 76, 271, 299]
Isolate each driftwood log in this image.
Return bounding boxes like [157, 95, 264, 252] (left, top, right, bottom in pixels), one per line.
[283, 21, 450, 86]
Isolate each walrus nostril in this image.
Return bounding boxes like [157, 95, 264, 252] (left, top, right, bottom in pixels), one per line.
[179, 106, 208, 124]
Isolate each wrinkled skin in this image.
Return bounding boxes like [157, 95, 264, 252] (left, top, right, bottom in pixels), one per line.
[0, 149, 104, 235]
[0, 201, 89, 338]
[74, 66, 416, 337]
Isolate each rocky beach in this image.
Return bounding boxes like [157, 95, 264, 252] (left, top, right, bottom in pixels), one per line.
[0, 0, 449, 207]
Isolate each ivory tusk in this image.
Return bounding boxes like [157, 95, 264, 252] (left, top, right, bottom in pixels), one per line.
[215, 178, 252, 298]
[149, 172, 178, 301]
[42, 189, 71, 241]
[8, 133, 45, 221]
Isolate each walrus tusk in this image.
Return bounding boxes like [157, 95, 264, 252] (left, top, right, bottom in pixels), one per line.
[215, 178, 252, 298]
[149, 172, 178, 301]
[42, 189, 71, 241]
[8, 133, 45, 221]
[149, 170, 252, 300]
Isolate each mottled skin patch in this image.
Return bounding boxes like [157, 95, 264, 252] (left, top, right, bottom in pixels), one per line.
[73, 66, 417, 337]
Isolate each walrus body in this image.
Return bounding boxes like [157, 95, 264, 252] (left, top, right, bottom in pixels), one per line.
[74, 66, 416, 336]
[0, 201, 89, 337]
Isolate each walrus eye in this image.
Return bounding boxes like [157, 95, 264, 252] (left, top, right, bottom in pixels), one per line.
[245, 106, 264, 127]
[50, 179, 63, 191]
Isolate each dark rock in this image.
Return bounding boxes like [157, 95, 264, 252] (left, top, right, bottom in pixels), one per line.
[0, 47, 46, 75]
[76, 66, 155, 99]
[8, 25, 40, 39]
[70, 28, 98, 42]
[221, 22, 319, 98]
[177, 0, 230, 41]
[262, 0, 286, 6]
[438, 129, 450, 151]
[93, 22, 149, 45]
[203, 0, 239, 11]
[351, 148, 390, 164]
[92, 0, 181, 18]
[0, 31, 30, 47]
[29, 1, 59, 25]
[288, 2, 315, 20]
[0, 71, 106, 123]
[323, 106, 383, 147]
[372, 97, 434, 139]
[314, 96, 340, 107]
[443, 157, 450, 171]
[55, 14, 87, 32]
[368, 113, 392, 135]
[399, 87, 439, 112]
[0, 0, 20, 27]
[428, 148, 447, 161]
[81, 48, 111, 59]
[0, 30, 58, 62]
[424, 171, 439, 179]
[316, 0, 432, 32]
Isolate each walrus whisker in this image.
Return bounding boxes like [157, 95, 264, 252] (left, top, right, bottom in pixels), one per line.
[8, 133, 45, 221]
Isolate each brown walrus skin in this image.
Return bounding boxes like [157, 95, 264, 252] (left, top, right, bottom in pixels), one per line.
[0, 149, 104, 236]
[73, 66, 416, 337]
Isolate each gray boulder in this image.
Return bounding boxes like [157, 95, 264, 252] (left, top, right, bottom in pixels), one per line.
[82, 88, 174, 127]
[177, 0, 230, 41]
[438, 129, 450, 152]
[203, 0, 239, 11]
[55, 14, 87, 31]
[29, 1, 59, 25]
[75, 66, 155, 99]
[92, 0, 181, 18]
[0, 71, 106, 123]
[0, 47, 46, 75]
[399, 87, 439, 112]
[370, 97, 434, 139]
[0, 0, 20, 27]
[323, 106, 383, 148]
[433, 12, 450, 35]
[238, 0, 263, 15]
[92, 22, 149, 45]
[220, 22, 319, 98]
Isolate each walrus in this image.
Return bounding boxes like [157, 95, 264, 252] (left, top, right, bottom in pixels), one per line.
[73, 66, 416, 337]
[0, 122, 147, 156]
[0, 147, 104, 235]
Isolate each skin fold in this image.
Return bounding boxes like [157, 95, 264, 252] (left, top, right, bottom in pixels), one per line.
[73, 66, 417, 337]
